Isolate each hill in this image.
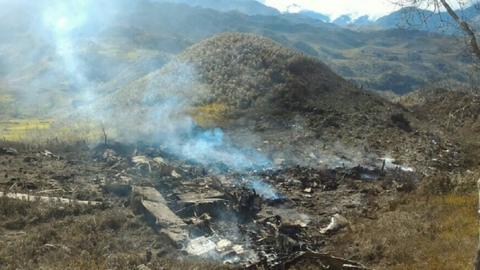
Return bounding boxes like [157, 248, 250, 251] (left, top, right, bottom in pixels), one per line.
[108, 33, 467, 172]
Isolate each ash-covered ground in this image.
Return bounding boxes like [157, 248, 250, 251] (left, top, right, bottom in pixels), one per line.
[0, 139, 423, 270]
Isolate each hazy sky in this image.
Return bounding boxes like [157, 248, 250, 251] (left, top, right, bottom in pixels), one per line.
[261, 0, 475, 19]
[262, 0, 398, 18]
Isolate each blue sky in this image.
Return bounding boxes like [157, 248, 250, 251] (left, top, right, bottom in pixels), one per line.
[260, 0, 475, 19]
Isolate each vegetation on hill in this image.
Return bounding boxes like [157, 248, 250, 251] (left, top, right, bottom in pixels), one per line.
[109, 33, 468, 176]
[0, 0, 476, 119]
[400, 88, 480, 186]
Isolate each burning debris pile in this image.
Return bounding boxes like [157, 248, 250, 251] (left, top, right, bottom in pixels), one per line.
[0, 138, 421, 269]
[87, 141, 416, 269]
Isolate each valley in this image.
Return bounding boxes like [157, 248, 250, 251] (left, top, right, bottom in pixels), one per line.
[0, 0, 479, 270]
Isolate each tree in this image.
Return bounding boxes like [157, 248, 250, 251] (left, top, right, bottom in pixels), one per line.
[392, 2, 480, 268]
[439, 0, 480, 61]
[396, 0, 480, 62]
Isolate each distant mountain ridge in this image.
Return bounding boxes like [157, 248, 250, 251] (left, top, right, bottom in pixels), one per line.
[275, 2, 478, 32]
[152, 0, 478, 32]
[153, 0, 279, 15]
[290, 4, 479, 32]
[374, 5, 480, 34]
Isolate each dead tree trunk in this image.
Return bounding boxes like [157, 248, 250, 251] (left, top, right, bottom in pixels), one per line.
[101, 124, 108, 146]
[439, 0, 480, 62]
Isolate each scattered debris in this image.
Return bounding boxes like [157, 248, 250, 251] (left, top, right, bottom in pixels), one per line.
[0, 141, 417, 269]
[153, 156, 166, 165]
[132, 156, 152, 172]
[320, 214, 349, 234]
[171, 170, 181, 178]
[216, 239, 233, 252]
[382, 157, 414, 172]
[102, 149, 120, 163]
[177, 191, 225, 204]
[232, 245, 245, 255]
[42, 150, 60, 159]
[0, 147, 18, 155]
[274, 158, 286, 166]
[185, 236, 216, 256]
[133, 186, 188, 243]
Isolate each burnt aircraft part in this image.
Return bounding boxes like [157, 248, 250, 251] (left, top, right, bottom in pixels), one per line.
[235, 188, 262, 221]
[90, 142, 407, 269]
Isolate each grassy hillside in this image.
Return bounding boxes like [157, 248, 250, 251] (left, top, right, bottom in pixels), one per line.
[400, 88, 480, 185]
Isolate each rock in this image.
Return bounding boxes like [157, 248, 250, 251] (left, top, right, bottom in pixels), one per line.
[320, 214, 349, 234]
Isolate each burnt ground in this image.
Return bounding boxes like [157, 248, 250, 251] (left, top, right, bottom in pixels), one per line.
[0, 140, 443, 270]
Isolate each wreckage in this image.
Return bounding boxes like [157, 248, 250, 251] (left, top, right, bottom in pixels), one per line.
[100, 143, 417, 269]
[0, 144, 418, 269]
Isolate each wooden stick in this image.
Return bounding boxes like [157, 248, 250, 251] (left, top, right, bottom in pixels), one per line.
[0, 192, 101, 205]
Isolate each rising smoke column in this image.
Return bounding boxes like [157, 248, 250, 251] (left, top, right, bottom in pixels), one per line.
[14, 0, 279, 198]
[42, 0, 92, 96]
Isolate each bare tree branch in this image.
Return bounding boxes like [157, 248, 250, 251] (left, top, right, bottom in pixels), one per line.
[393, 0, 480, 62]
[439, 0, 480, 61]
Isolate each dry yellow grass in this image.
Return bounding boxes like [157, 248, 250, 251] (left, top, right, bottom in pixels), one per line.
[0, 119, 53, 141]
[0, 118, 113, 144]
[191, 102, 229, 127]
[335, 192, 478, 270]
